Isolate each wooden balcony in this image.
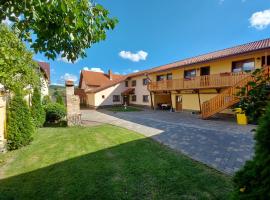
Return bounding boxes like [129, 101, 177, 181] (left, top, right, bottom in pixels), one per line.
[148, 72, 249, 91]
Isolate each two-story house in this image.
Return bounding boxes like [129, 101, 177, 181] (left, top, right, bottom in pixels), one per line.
[77, 38, 270, 119]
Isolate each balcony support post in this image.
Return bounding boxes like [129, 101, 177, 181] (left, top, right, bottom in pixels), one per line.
[197, 89, 202, 113]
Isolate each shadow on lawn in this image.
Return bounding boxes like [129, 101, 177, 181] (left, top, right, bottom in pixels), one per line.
[0, 137, 232, 200]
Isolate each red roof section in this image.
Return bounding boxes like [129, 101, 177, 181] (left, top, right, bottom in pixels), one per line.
[37, 62, 50, 82]
[79, 70, 124, 88]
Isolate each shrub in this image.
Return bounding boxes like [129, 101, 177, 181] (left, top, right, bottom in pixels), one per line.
[56, 94, 64, 105]
[44, 103, 66, 123]
[237, 68, 270, 124]
[232, 103, 270, 199]
[31, 87, 45, 127]
[42, 95, 51, 105]
[7, 90, 35, 150]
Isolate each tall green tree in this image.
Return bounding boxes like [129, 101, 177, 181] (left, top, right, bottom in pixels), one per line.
[0, 24, 39, 91]
[31, 87, 45, 127]
[0, 0, 118, 62]
[232, 103, 270, 199]
[7, 89, 35, 150]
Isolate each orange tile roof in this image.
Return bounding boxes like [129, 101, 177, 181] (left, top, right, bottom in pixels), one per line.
[127, 38, 270, 77]
[79, 70, 124, 88]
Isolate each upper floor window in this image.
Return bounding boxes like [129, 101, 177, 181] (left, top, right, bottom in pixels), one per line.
[131, 80, 136, 87]
[184, 69, 196, 79]
[143, 78, 148, 85]
[125, 81, 129, 87]
[167, 73, 173, 80]
[156, 75, 165, 81]
[113, 95, 120, 102]
[232, 59, 255, 73]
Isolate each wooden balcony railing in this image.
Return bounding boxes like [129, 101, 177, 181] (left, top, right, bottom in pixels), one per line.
[201, 66, 270, 119]
[148, 72, 249, 91]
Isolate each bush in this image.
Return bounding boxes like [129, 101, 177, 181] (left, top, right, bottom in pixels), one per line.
[232, 103, 270, 199]
[44, 103, 66, 123]
[31, 87, 45, 127]
[56, 94, 64, 105]
[42, 95, 51, 105]
[7, 90, 35, 150]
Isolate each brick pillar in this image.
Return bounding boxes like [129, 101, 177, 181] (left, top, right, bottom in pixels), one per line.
[0, 93, 7, 153]
[65, 80, 81, 126]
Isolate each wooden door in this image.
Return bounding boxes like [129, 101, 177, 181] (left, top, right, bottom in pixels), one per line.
[123, 95, 129, 106]
[175, 95, 182, 112]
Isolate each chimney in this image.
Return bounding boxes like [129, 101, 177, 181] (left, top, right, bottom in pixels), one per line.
[108, 69, 113, 80]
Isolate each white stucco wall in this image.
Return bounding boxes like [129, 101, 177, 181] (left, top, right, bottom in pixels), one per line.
[0, 94, 6, 150]
[40, 76, 49, 98]
[93, 82, 126, 107]
[128, 76, 151, 107]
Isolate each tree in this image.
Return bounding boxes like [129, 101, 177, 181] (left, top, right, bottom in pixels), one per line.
[31, 87, 45, 127]
[0, 0, 118, 62]
[7, 89, 35, 150]
[232, 103, 270, 199]
[0, 24, 39, 91]
[237, 68, 270, 124]
[53, 89, 64, 105]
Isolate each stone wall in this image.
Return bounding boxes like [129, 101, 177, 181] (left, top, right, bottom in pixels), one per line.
[65, 80, 81, 126]
[0, 93, 7, 152]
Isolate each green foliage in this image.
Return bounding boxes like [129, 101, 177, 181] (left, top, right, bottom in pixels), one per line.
[232, 103, 270, 199]
[0, 0, 118, 62]
[44, 103, 66, 123]
[53, 89, 64, 105]
[42, 95, 51, 105]
[7, 90, 35, 150]
[31, 87, 45, 127]
[56, 94, 64, 105]
[237, 68, 270, 124]
[0, 24, 39, 91]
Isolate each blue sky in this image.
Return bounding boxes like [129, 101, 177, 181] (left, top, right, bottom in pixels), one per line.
[32, 0, 270, 85]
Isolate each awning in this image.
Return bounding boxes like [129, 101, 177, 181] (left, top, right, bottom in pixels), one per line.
[121, 88, 135, 95]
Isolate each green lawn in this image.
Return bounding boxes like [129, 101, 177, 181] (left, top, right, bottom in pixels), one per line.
[0, 125, 233, 200]
[108, 105, 142, 112]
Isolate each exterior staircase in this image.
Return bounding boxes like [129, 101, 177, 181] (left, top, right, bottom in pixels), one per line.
[201, 67, 270, 119]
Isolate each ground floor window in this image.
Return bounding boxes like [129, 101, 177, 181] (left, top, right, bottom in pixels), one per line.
[143, 95, 149, 102]
[131, 95, 136, 102]
[113, 95, 120, 102]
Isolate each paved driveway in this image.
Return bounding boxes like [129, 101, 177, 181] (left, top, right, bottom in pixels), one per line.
[81, 109, 255, 175]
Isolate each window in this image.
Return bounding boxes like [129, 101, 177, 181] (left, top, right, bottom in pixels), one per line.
[102, 95, 105, 99]
[131, 95, 136, 102]
[232, 59, 255, 73]
[167, 73, 173, 80]
[184, 69, 196, 79]
[262, 56, 270, 67]
[156, 75, 165, 81]
[143, 78, 148, 85]
[125, 81, 129, 87]
[113, 95, 120, 102]
[131, 80, 136, 87]
[143, 95, 149, 102]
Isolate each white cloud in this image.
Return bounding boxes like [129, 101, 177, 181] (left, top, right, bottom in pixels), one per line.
[119, 50, 148, 62]
[82, 67, 104, 73]
[60, 73, 78, 83]
[249, 9, 270, 30]
[133, 69, 140, 73]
